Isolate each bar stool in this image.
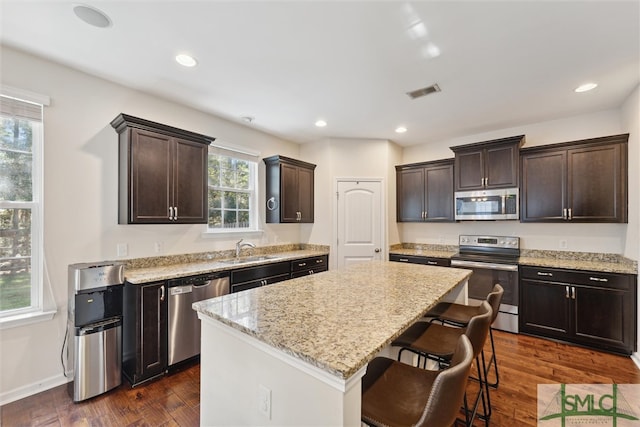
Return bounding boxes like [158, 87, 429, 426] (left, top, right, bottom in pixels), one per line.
[426, 284, 504, 388]
[392, 301, 493, 426]
[361, 335, 474, 427]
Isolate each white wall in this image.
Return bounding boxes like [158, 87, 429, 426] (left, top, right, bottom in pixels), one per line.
[621, 85, 639, 261]
[0, 46, 303, 403]
[400, 109, 633, 255]
[301, 138, 401, 267]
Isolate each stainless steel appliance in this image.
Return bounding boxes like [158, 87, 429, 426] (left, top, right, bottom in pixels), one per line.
[454, 188, 519, 220]
[167, 271, 230, 366]
[450, 235, 520, 333]
[67, 262, 124, 402]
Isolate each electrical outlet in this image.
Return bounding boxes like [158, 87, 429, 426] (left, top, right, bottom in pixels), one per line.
[116, 243, 128, 257]
[559, 240, 568, 249]
[258, 384, 271, 419]
[154, 241, 164, 253]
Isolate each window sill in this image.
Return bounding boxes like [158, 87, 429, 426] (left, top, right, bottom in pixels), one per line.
[201, 228, 264, 238]
[0, 309, 57, 330]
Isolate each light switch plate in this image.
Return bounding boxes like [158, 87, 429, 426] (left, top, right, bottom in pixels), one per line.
[258, 384, 271, 419]
[117, 243, 128, 257]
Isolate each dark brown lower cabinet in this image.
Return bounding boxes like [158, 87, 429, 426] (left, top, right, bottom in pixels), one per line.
[123, 281, 168, 386]
[520, 266, 636, 355]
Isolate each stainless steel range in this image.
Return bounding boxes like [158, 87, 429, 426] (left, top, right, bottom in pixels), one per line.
[450, 235, 520, 333]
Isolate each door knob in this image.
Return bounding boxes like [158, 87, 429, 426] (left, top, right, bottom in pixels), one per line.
[374, 248, 381, 253]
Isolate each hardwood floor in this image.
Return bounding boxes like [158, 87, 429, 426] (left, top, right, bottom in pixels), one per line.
[2, 332, 639, 426]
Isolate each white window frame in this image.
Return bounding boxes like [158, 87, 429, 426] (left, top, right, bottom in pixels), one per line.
[0, 87, 54, 328]
[204, 143, 261, 235]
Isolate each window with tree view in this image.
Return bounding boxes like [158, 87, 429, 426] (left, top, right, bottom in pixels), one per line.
[208, 150, 257, 230]
[0, 94, 43, 316]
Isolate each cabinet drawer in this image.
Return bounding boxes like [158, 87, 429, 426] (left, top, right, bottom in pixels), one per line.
[230, 262, 290, 285]
[389, 254, 427, 264]
[390, 254, 450, 266]
[231, 273, 290, 293]
[520, 266, 633, 290]
[291, 265, 328, 278]
[291, 256, 328, 272]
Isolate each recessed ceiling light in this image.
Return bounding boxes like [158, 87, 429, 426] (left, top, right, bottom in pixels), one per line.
[73, 4, 112, 28]
[315, 120, 327, 128]
[395, 126, 407, 134]
[575, 83, 598, 93]
[176, 54, 198, 67]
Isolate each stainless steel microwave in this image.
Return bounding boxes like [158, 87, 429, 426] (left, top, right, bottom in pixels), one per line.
[454, 188, 519, 220]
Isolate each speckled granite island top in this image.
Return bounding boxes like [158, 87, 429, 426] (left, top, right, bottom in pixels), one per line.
[193, 261, 471, 380]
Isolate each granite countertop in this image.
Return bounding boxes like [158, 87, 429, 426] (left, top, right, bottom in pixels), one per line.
[517, 255, 637, 275]
[125, 249, 329, 284]
[193, 261, 471, 380]
[389, 244, 637, 275]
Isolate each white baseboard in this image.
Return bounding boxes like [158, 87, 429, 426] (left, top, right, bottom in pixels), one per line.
[0, 373, 71, 406]
[632, 352, 640, 371]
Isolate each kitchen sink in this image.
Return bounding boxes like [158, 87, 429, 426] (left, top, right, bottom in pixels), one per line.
[219, 255, 282, 265]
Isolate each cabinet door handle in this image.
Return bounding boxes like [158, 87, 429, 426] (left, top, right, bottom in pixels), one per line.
[537, 271, 553, 277]
[427, 261, 438, 265]
[299, 262, 307, 267]
[571, 286, 576, 299]
[399, 258, 409, 262]
[169, 206, 174, 220]
[309, 270, 313, 275]
[567, 208, 572, 220]
[424, 211, 427, 219]
[589, 277, 609, 282]
[174, 206, 178, 221]
[316, 259, 323, 263]
[565, 285, 570, 299]
[160, 285, 165, 301]
[562, 208, 567, 220]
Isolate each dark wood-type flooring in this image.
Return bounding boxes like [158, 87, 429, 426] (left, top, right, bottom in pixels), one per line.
[2, 331, 639, 426]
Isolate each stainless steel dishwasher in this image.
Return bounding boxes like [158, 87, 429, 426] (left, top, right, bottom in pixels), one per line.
[167, 271, 230, 366]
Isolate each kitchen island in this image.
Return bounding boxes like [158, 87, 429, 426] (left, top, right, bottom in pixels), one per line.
[193, 261, 471, 426]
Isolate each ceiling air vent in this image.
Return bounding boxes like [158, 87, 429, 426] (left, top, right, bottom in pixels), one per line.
[406, 83, 441, 99]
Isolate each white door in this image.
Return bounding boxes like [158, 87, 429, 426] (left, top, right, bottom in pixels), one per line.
[336, 180, 384, 268]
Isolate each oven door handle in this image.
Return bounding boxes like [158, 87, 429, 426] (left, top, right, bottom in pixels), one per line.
[450, 259, 519, 272]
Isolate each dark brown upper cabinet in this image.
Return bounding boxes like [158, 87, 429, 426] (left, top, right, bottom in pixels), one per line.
[396, 159, 454, 222]
[520, 134, 628, 223]
[450, 135, 524, 191]
[263, 155, 316, 223]
[111, 114, 213, 224]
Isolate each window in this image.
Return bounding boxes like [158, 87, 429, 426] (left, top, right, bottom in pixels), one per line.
[207, 145, 259, 231]
[0, 93, 44, 319]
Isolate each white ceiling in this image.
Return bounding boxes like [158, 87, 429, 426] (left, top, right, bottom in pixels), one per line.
[1, 1, 638, 146]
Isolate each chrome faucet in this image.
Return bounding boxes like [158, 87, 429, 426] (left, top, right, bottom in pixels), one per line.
[235, 239, 256, 258]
